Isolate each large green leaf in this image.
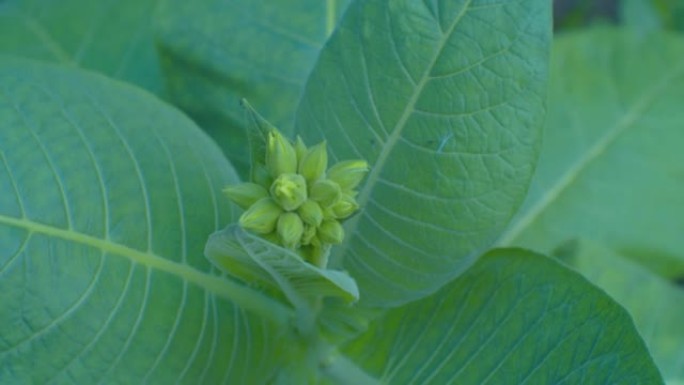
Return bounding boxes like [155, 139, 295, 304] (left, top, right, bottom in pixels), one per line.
[332, 249, 663, 385]
[295, 0, 551, 307]
[0, 58, 292, 384]
[154, 0, 350, 176]
[556, 240, 684, 384]
[498, 27, 684, 274]
[0, 0, 163, 94]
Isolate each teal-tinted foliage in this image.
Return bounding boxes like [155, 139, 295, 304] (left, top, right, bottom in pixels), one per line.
[1, 0, 680, 383]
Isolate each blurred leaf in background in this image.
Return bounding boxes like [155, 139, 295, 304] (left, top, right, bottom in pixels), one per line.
[622, 0, 684, 32]
[553, 0, 619, 30]
[498, 23, 684, 385]
[155, 0, 350, 177]
[0, 0, 163, 94]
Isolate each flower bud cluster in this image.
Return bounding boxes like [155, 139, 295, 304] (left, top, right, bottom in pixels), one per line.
[224, 129, 369, 266]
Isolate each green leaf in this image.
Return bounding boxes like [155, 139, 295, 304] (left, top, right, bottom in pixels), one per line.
[154, 0, 351, 176]
[0, 57, 291, 384]
[205, 224, 360, 308]
[556, 240, 684, 383]
[295, 0, 551, 307]
[621, 0, 663, 33]
[335, 249, 664, 385]
[0, 0, 163, 94]
[621, 0, 684, 32]
[498, 27, 684, 274]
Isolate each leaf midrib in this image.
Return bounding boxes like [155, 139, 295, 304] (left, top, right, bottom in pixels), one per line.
[497, 59, 684, 246]
[340, 0, 473, 255]
[0, 214, 293, 323]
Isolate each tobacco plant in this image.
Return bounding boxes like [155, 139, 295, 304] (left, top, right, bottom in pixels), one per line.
[1, 0, 682, 384]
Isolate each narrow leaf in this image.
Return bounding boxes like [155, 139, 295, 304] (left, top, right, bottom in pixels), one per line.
[205, 225, 360, 308]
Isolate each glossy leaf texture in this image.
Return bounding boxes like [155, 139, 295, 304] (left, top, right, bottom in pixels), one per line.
[499, 28, 684, 275]
[154, 0, 350, 176]
[556, 240, 684, 384]
[205, 225, 359, 307]
[0, 58, 287, 384]
[335, 249, 663, 385]
[295, 0, 551, 307]
[0, 0, 163, 94]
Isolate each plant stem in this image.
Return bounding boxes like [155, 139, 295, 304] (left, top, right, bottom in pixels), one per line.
[320, 354, 382, 385]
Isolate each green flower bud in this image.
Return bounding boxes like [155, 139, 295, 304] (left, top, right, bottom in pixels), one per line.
[266, 130, 297, 177]
[277, 212, 304, 249]
[318, 220, 344, 244]
[301, 224, 317, 245]
[327, 160, 369, 191]
[270, 173, 307, 211]
[223, 183, 268, 210]
[297, 199, 323, 226]
[331, 194, 359, 219]
[310, 179, 341, 208]
[294, 136, 308, 164]
[239, 198, 283, 234]
[298, 140, 327, 182]
[322, 206, 336, 221]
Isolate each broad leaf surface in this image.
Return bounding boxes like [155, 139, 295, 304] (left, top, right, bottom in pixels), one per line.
[205, 225, 359, 307]
[154, 0, 350, 176]
[0, 58, 289, 384]
[499, 28, 684, 275]
[337, 249, 663, 385]
[556, 240, 684, 384]
[295, 0, 551, 306]
[0, 0, 163, 94]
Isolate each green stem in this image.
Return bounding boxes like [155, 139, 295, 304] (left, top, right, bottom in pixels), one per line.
[321, 355, 382, 385]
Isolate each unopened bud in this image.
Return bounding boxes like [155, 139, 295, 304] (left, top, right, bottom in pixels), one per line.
[294, 136, 308, 164]
[322, 206, 336, 221]
[270, 173, 307, 211]
[318, 220, 344, 244]
[223, 183, 268, 209]
[239, 198, 282, 234]
[301, 224, 317, 245]
[277, 212, 304, 249]
[327, 160, 369, 191]
[298, 140, 327, 182]
[310, 179, 341, 208]
[331, 194, 359, 219]
[297, 199, 323, 226]
[266, 130, 297, 177]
